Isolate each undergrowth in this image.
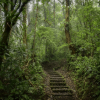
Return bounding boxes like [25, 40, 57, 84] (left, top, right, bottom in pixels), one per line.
[68, 55, 100, 100]
[0, 46, 45, 100]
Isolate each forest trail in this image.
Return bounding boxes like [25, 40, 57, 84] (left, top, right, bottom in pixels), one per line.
[48, 70, 73, 100]
[43, 61, 78, 100]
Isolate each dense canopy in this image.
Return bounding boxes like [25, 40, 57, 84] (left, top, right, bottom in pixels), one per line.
[0, 0, 100, 100]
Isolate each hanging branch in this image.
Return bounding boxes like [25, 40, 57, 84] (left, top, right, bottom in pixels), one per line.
[12, 0, 30, 25]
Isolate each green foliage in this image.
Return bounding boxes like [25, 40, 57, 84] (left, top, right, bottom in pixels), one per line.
[66, 1, 100, 100]
[68, 55, 100, 100]
[1, 0, 100, 100]
[71, 56, 100, 100]
[1, 0, 67, 99]
[0, 45, 45, 99]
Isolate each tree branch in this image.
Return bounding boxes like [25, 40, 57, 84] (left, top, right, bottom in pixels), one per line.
[12, 0, 31, 26]
[58, 0, 63, 4]
[13, 0, 17, 9]
[44, 19, 51, 26]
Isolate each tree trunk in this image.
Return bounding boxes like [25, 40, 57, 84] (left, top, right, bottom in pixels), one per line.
[0, 6, 1, 17]
[0, 21, 11, 68]
[63, 0, 65, 19]
[32, 0, 38, 61]
[65, 0, 71, 44]
[0, 0, 30, 68]
[27, 4, 30, 25]
[54, 0, 55, 28]
[43, 2, 48, 59]
[23, 5, 27, 46]
[43, 2, 47, 26]
[65, 0, 75, 54]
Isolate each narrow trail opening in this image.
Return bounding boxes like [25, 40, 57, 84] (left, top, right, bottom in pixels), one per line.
[42, 60, 79, 100]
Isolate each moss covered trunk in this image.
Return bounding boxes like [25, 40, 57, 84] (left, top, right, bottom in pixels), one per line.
[0, 21, 11, 68]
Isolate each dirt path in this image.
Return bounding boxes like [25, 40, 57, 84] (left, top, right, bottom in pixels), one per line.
[42, 61, 79, 100]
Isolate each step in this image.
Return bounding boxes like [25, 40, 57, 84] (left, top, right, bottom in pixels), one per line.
[50, 82, 66, 86]
[50, 86, 69, 89]
[48, 72, 58, 74]
[52, 93, 72, 96]
[49, 71, 74, 100]
[52, 89, 72, 93]
[49, 73, 59, 75]
[50, 77, 64, 79]
[49, 74, 60, 76]
[50, 79, 65, 82]
[50, 75, 62, 77]
[53, 96, 74, 100]
[48, 71, 57, 73]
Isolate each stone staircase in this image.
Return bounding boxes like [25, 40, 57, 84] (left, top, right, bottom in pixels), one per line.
[48, 71, 74, 100]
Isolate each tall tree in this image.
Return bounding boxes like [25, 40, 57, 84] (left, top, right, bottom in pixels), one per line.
[43, 2, 48, 59]
[0, 0, 31, 68]
[23, 5, 27, 46]
[54, 0, 55, 28]
[65, 0, 71, 44]
[65, 0, 76, 54]
[43, 2, 47, 26]
[32, 0, 39, 61]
